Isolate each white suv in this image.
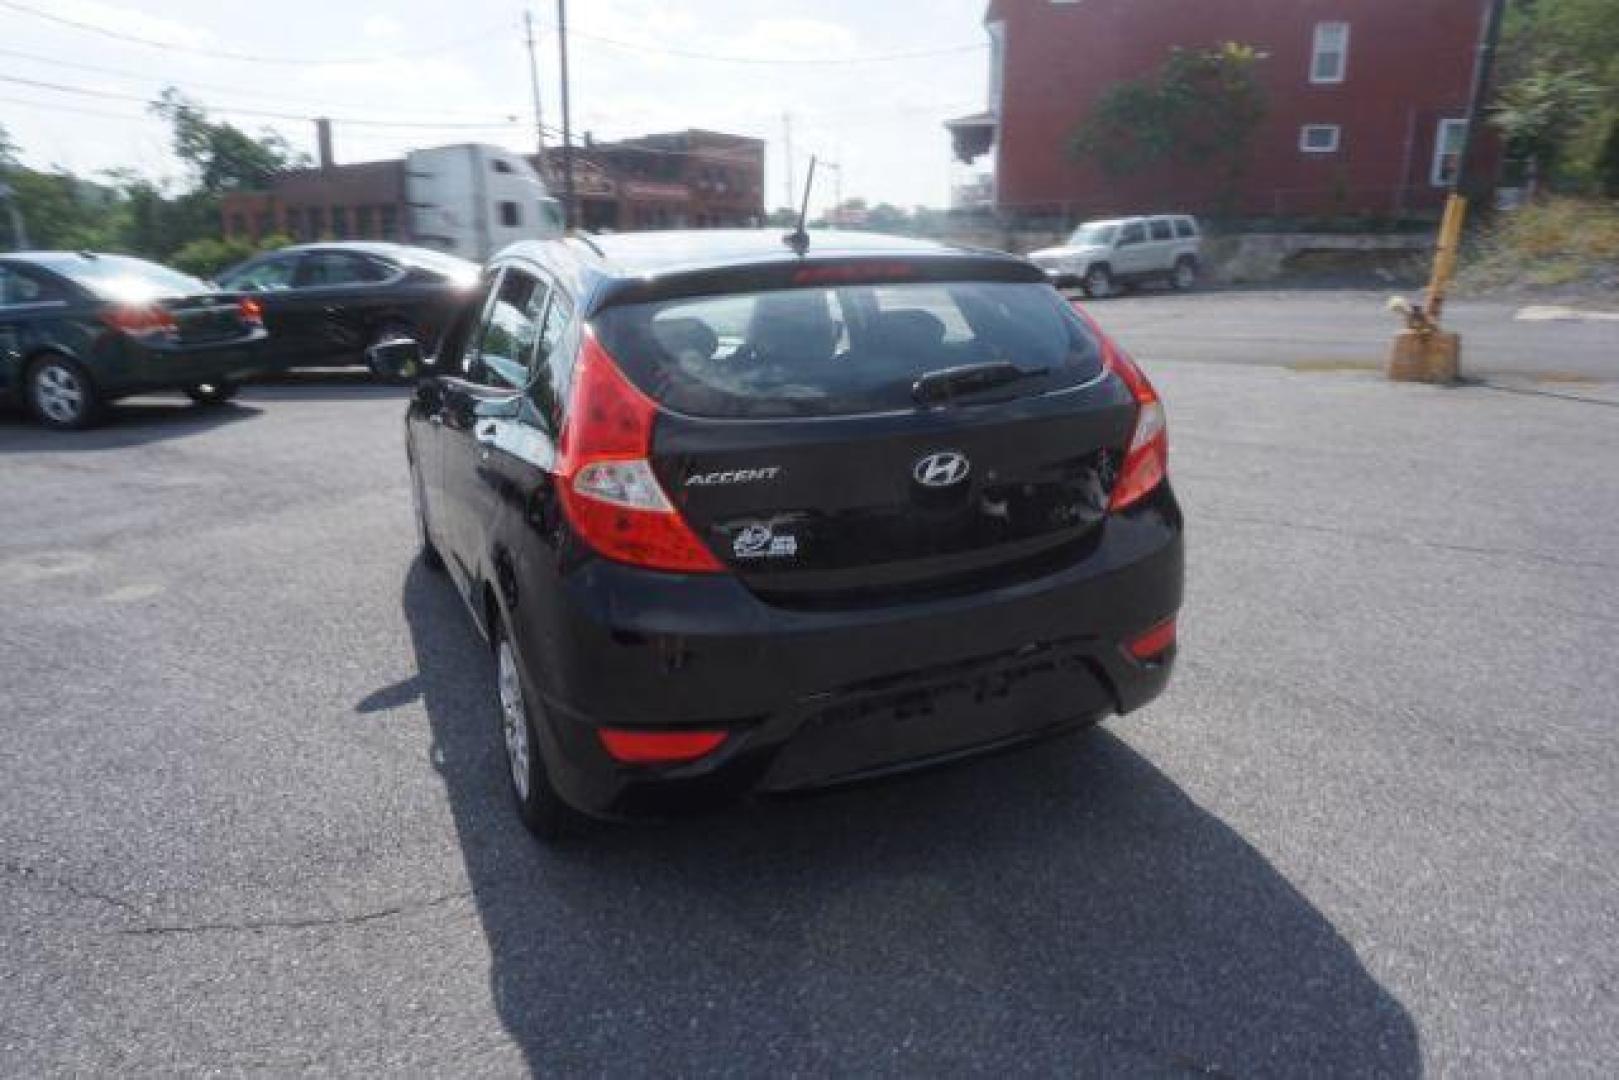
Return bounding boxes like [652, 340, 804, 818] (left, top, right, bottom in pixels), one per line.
[1027, 215, 1202, 298]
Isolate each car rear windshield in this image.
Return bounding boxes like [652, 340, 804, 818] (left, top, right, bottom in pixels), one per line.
[595, 281, 1105, 419]
[38, 255, 210, 302]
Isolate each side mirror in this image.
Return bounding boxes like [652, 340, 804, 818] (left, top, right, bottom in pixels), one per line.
[368, 338, 424, 382]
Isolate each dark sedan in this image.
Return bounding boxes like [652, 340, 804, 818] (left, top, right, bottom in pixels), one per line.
[215, 242, 478, 379]
[1, 252, 268, 430]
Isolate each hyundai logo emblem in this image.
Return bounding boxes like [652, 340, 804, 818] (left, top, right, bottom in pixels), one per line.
[913, 450, 971, 488]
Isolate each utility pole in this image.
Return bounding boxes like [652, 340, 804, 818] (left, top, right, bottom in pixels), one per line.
[524, 10, 547, 175]
[1451, 0, 1508, 201]
[556, 0, 576, 231]
[1388, 0, 1508, 384]
[782, 112, 794, 211]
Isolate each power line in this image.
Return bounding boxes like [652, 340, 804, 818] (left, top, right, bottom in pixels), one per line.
[0, 0, 507, 66]
[0, 74, 524, 130]
[557, 25, 986, 65]
[0, 46, 521, 120]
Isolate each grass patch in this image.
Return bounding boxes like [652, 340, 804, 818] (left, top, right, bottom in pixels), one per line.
[1458, 197, 1619, 296]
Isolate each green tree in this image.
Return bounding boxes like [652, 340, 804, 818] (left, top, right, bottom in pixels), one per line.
[1071, 43, 1269, 210]
[1491, 66, 1601, 192]
[1499, 0, 1619, 192]
[151, 88, 308, 194]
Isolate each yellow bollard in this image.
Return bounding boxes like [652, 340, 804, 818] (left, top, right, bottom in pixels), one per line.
[1388, 193, 1468, 384]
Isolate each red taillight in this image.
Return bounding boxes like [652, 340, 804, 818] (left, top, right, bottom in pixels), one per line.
[556, 331, 724, 573]
[1102, 342, 1167, 511]
[598, 728, 728, 765]
[1126, 617, 1177, 661]
[102, 304, 177, 336]
[237, 297, 263, 326]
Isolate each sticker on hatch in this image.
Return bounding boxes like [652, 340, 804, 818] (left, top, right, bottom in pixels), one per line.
[732, 522, 798, 560]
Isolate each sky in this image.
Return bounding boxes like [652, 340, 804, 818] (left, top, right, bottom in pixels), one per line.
[0, 0, 992, 215]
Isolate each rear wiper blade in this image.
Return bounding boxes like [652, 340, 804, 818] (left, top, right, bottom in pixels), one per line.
[912, 361, 1049, 406]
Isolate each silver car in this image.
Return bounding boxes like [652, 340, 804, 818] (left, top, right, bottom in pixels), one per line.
[1027, 216, 1202, 298]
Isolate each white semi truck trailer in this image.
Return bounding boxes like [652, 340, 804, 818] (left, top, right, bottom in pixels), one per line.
[405, 144, 564, 262]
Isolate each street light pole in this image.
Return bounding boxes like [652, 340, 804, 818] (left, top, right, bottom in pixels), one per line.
[556, 0, 576, 232]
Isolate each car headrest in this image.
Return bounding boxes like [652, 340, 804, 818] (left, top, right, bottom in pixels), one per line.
[652, 317, 719, 364]
[871, 309, 946, 355]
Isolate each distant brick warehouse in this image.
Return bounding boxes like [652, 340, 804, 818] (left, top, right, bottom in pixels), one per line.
[221, 122, 406, 244]
[537, 129, 767, 232]
[221, 128, 765, 244]
[947, 0, 1496, 220]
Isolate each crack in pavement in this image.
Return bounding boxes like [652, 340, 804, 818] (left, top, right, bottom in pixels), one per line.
[1, 857, 144, 917]
[1202, 511, 1619, 573]
[118, 887, 475, 937]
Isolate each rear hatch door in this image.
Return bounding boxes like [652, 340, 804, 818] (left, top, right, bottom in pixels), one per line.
[595, 267, 1136, 605]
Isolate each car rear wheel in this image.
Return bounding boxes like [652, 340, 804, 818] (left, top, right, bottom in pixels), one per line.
[494, 621, 578, 843]
[26, 355, 102, 431]
[367, 322, 417, 384]
[1172, 258, 1198, 291]
[185, 380, 239, 406]
[1083, 265, 1116, 300]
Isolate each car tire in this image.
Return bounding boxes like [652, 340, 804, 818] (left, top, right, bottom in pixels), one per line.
[493, 617, 579, 844]
[409, 457, 444, 572]
[367, 322, 417, 384]
[185, 380, 239, 406]
[1083, 265, 1116, 300]
[1171, 257, 1199, 291]
[25, 354, 103, 431]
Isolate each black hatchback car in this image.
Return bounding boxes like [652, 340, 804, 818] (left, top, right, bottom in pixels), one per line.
[388, 230, 1182, 839]
[215, 242, 477, 378]
[1, 252, 267, 430]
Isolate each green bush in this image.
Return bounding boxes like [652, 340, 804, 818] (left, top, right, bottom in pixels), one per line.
[169, 236, 259, 279]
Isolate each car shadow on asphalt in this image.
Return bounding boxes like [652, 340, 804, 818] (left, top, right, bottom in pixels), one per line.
[392, 559, 1421, 1076]
[0, 398, 261, 453]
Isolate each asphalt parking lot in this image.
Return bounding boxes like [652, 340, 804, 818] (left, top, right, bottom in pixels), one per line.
[2, 346, 1617, 1073]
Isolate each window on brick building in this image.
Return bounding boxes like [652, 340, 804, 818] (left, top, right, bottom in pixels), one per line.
[332, 206, 350, 239]
[379, 205, 398, 240]
[356, 206, 374, 238]
[1300, 124, 1342, 154]
[1431, 119, 1468, 187]
[1311, 22, 1349, 84]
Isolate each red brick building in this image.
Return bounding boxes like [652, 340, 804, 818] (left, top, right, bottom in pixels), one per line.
[947, 0, 1493, 220]
[538, 129, 766, 232]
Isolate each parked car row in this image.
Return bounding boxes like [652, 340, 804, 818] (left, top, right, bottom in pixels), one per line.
[1, 218, 1192, 432]
[0, 242, 478, 429]
[3, 226, 1183, 845]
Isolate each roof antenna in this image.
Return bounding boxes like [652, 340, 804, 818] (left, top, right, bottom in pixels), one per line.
[783, 154, 817, 257]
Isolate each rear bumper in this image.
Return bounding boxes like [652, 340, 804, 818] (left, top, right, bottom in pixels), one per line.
[114, 334, 270, 395]
[517, 487, 1183, 817]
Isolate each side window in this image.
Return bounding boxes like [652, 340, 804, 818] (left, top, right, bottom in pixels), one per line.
[223, 255, 298, 292]
[1174, 218, 1197, 239]
[1118, 221, 1147, 246]
[1149, 219, 1173, 241]
[466, 269, 547, 390]
[299, 252, 385, 287]
[0, 266, 62, 305]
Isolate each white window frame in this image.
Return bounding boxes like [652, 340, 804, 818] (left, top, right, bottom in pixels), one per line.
[1310, 21, 1350, 85]
[1431, 118, 1469, 187]
[1300, 124, 1342, 154]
